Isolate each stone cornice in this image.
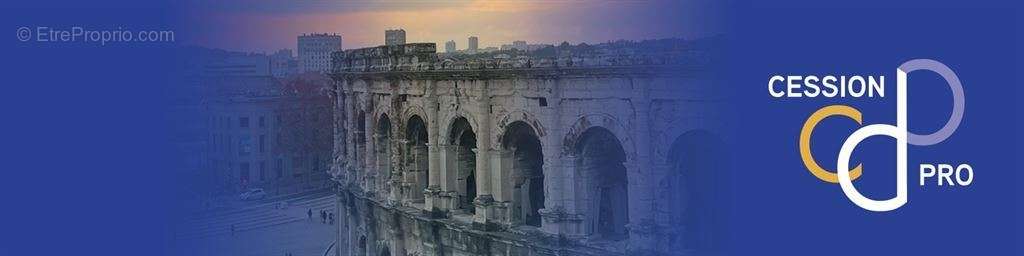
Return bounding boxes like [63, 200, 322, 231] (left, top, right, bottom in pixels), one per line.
[331, 65, 704, 81]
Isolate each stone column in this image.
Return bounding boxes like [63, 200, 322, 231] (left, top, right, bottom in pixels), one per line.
[624, 160, 657, 255]
[386, 86, 402, 206]
[538, 78, 582, 237]
[627, 78, 657, 255]
[540, 154, 584, 238]
[393, 139, 410, 205]
[437, 144, 458, 212]
[412, 144, 428, 203]
[424, 80, 444, 216]
[488, 149, 513, 225]
[351, 130, 364, 192]
[472, 80, 495, 230]
[489, 149, 513, 202]
[364, 105, 376, 194]
[651, 162, 677, 253]
[344, 90, 356, 181]
[335, 190, 350, 256]
[331, 84, 345, 180]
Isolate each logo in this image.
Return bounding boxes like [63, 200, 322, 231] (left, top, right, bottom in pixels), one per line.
[774, 59, 970, 212]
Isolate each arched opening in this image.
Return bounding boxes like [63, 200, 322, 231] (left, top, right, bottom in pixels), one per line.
[375, 114, 392, 195]
[378, 246, 391, 256]
[666, 130, 728, 252]
[501, 121, 544, 227]
[576, 127, 629, 241]
[405, 115, 429, 203]
[448, 117, 477, 214]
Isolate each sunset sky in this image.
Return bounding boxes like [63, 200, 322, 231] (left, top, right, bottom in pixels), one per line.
[183, 0, 725, 53]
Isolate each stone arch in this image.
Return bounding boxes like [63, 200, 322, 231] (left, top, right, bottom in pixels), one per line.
[371, 102, 394, 135]
[653, 116, 726, 164]
[494, 110, 546, 150]
[373, 113, 394, 196]
[352, 109, 368, 178]
[572, 126, 630, 241]
[375, 112, 393, 136]
[562, 113, 636, 162]
[401, 104, 429, 134]
[354, 91, 370, 114]
[447, 116, 478, 213]
[661, 129, 728, 253]
[439, 110, 479, 146]
[499, 121, 545, 227]
[404, 114, 429, 203]
[406, 115, 428, 143]
[376, 241, 391, 256]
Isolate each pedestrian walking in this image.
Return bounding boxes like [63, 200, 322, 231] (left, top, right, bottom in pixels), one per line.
[307, 208, 312, 221]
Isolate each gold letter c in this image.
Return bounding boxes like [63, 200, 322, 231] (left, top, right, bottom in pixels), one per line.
[800, 105, 863, 183]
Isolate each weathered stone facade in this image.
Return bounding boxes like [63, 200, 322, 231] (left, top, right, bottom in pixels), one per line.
[328, 42, 728, 256]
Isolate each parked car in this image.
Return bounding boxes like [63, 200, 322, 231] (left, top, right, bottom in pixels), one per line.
[239, 188, 267, 201]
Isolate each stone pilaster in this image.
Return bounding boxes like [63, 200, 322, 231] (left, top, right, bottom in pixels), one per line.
[423, 143, 443, 216]
[489, 149, 512, 202]
[625, 160, 657, 255]
[472, 80, 495, 229]
[540, 78, 572, 237]
[364, 103, 375, 193]
[487, 149, 512, 226]
[626, 218, 661, 256]
[424, 80, 443, 216]
[344, 90, 356, 175]
[650, 163, 679, 254]
[540, 154, 585, 238]
[392, 139, 410, 205]
[434, 144, 459, 214]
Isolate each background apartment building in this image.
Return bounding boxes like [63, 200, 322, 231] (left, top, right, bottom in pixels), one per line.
[298, 33, 342, 73]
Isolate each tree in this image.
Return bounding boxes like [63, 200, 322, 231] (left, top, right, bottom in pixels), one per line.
[276, 73, 334, 189]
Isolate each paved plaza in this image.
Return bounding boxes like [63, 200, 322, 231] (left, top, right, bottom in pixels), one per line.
[172, 192, 338, 256]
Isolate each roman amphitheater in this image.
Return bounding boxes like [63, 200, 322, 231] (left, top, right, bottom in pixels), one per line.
[327, 41, 729, 256]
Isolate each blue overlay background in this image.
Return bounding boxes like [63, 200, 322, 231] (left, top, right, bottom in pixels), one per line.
[727, 1, 1020, 255]
[0, 0, 1019, 255]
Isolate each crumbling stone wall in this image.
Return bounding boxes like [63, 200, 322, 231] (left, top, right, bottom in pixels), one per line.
[328, 45, 726, 256]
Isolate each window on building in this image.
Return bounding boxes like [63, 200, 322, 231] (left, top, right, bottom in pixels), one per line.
[313, 155, 320, 171]
[239, 136, 252, 156]
[259, 116, 266, 128]
[240, 117, 249, 128]
[276, 158, 284, 178]
[259, 161, 266, 181]
[259, 135, 266, 153]
[292, 157, 302, 177]
[239, 162, 250, 184]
